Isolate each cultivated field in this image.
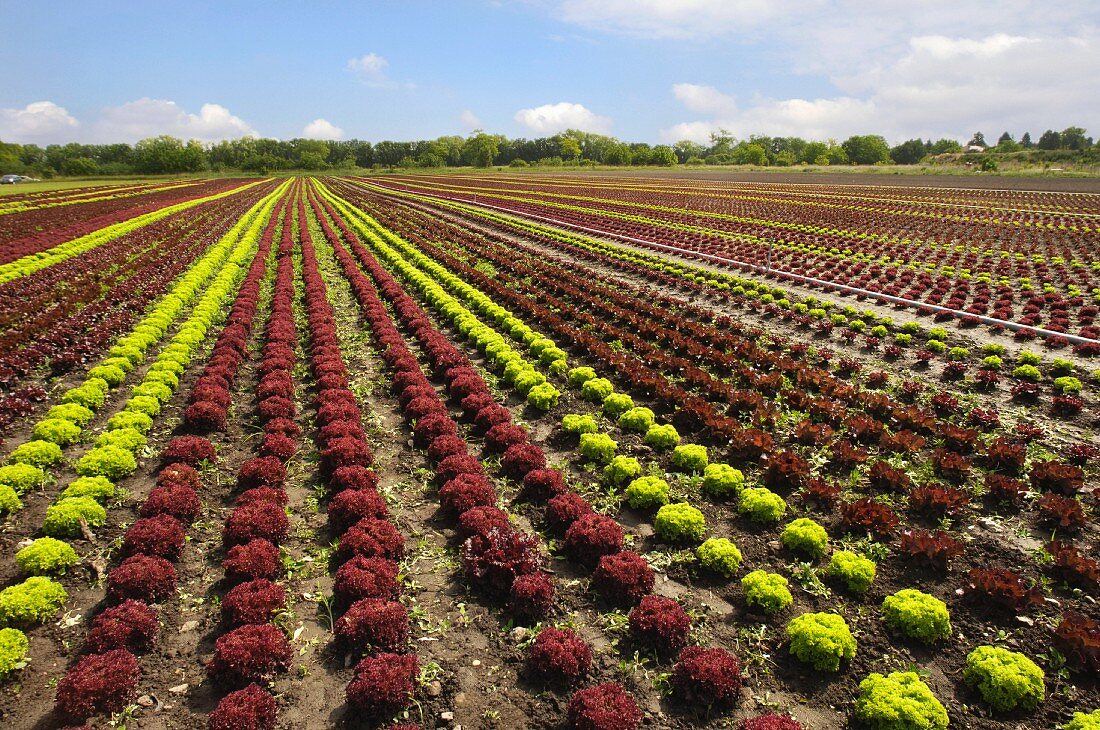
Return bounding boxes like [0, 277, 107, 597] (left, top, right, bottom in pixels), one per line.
[0, 173, 1096, 730]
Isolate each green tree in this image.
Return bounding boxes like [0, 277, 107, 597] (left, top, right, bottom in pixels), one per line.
[1020, 132, 1033, 148]
[133, 136, 205, 174]
[841, 135, 890, 165]
[603, 143, 632, 166]
[928, 138, 962, 154]
[672, 140, 705, 163]
[967, 132, 987, 148]
[557, 135, 582, 161]
[1060, 126, 1091, 150]
[733, 143, 768, 166]
[463, 131, 499, 167]
[890, 139, 927, 164]
[1037, 130, 1062, 150]
[650, 145, 678, 166]
[60, 156, 98, 176]
[800, 141, 829, 164]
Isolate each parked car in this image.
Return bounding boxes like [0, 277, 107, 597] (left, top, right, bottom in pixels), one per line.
[0, 174, 32, 184]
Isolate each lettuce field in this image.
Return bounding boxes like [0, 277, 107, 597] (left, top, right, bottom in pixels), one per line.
[0, 173, 1097, 730]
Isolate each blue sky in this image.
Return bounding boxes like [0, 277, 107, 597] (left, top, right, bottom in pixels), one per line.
[1, 0, 1097, 145]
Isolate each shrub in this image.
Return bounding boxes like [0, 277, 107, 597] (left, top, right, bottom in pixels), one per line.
[16, 537, 79, 576]
[562, 413, 599, 435]
[828, 551, 875, 593]
[603, 456, 642, 487]
[742, 570, 792, 614]
[44, 497, 107, 537]
[854, 671, 948, 730]
[346, 652, 417, 716]
[564, 514, 624, 566]
[882, 589, 951, 643]
[59, 475, 115, 502]
[602, 393, 634, 417]
[963, 645, 1045, 712]
[654, 502, 706, 542]
[207, 624, 292, 686]
[527, 626, 592, 683]
[83, 600, 159, 654]
[786, 612, 855, 672]
[624, 476, 669, 509]
[670, 645, 742, 706]
[54, 649, 139, 721]
[581, 377, 614, 402]
[592, 551, 654, 605]
[701, 463, 744, 498]
[0, 628, 27, 677]
[737, 488, 787, 523]
[9, 440, 64, 468]
[780, 518, 828, 559]
[208, 684, 277, 730]
[33, 418, 83, 446]
[567, 682, 642, 730]
[334, 598, 409, 654]
[630, 595, 691, 656]
[75, 446, 136, 480]
[696, 537, 742, 577]
[644, 424, 681, 450]
[0, 463, 47, 494]
[579, 433, 618, 463]
[0, 576, 67, 626]
[619, 407, 656, 433]
[527, 382, 561, 410]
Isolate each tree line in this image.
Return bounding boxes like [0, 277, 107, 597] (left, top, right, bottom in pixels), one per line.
[0, 126, 1095, 176]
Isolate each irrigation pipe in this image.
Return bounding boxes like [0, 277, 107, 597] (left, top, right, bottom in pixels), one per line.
[365, 180, 1100, 347]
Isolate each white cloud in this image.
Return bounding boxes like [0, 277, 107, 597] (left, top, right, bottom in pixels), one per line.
[0, 101, 79, 143]
[555, 0, 794, 40]
[301, 118, 344, 140]
[514, 102, 612, 135]
[662, 30, 1100, 143]
[671, 84, 737, 117]
[348, 52, 392, 86]
[92, 99, 257, 143]
[460, 109, 482, 130]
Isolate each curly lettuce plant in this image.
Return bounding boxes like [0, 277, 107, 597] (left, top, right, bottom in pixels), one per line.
[737, 487, 787, 523]
[654, 502, 706, 542]
[828, 551, 876, 594]
[741, 570, 792, 614]
[625, 476, 670, 509]
[963, 645, 1045, 712]
[780, 518, 829, 559]
[854, 671, 948, 730]
[697, 538, 742, 577]
[881, 589, 951, 643]
[701, 463, 744, 498]
[786, 612, 856, 672]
